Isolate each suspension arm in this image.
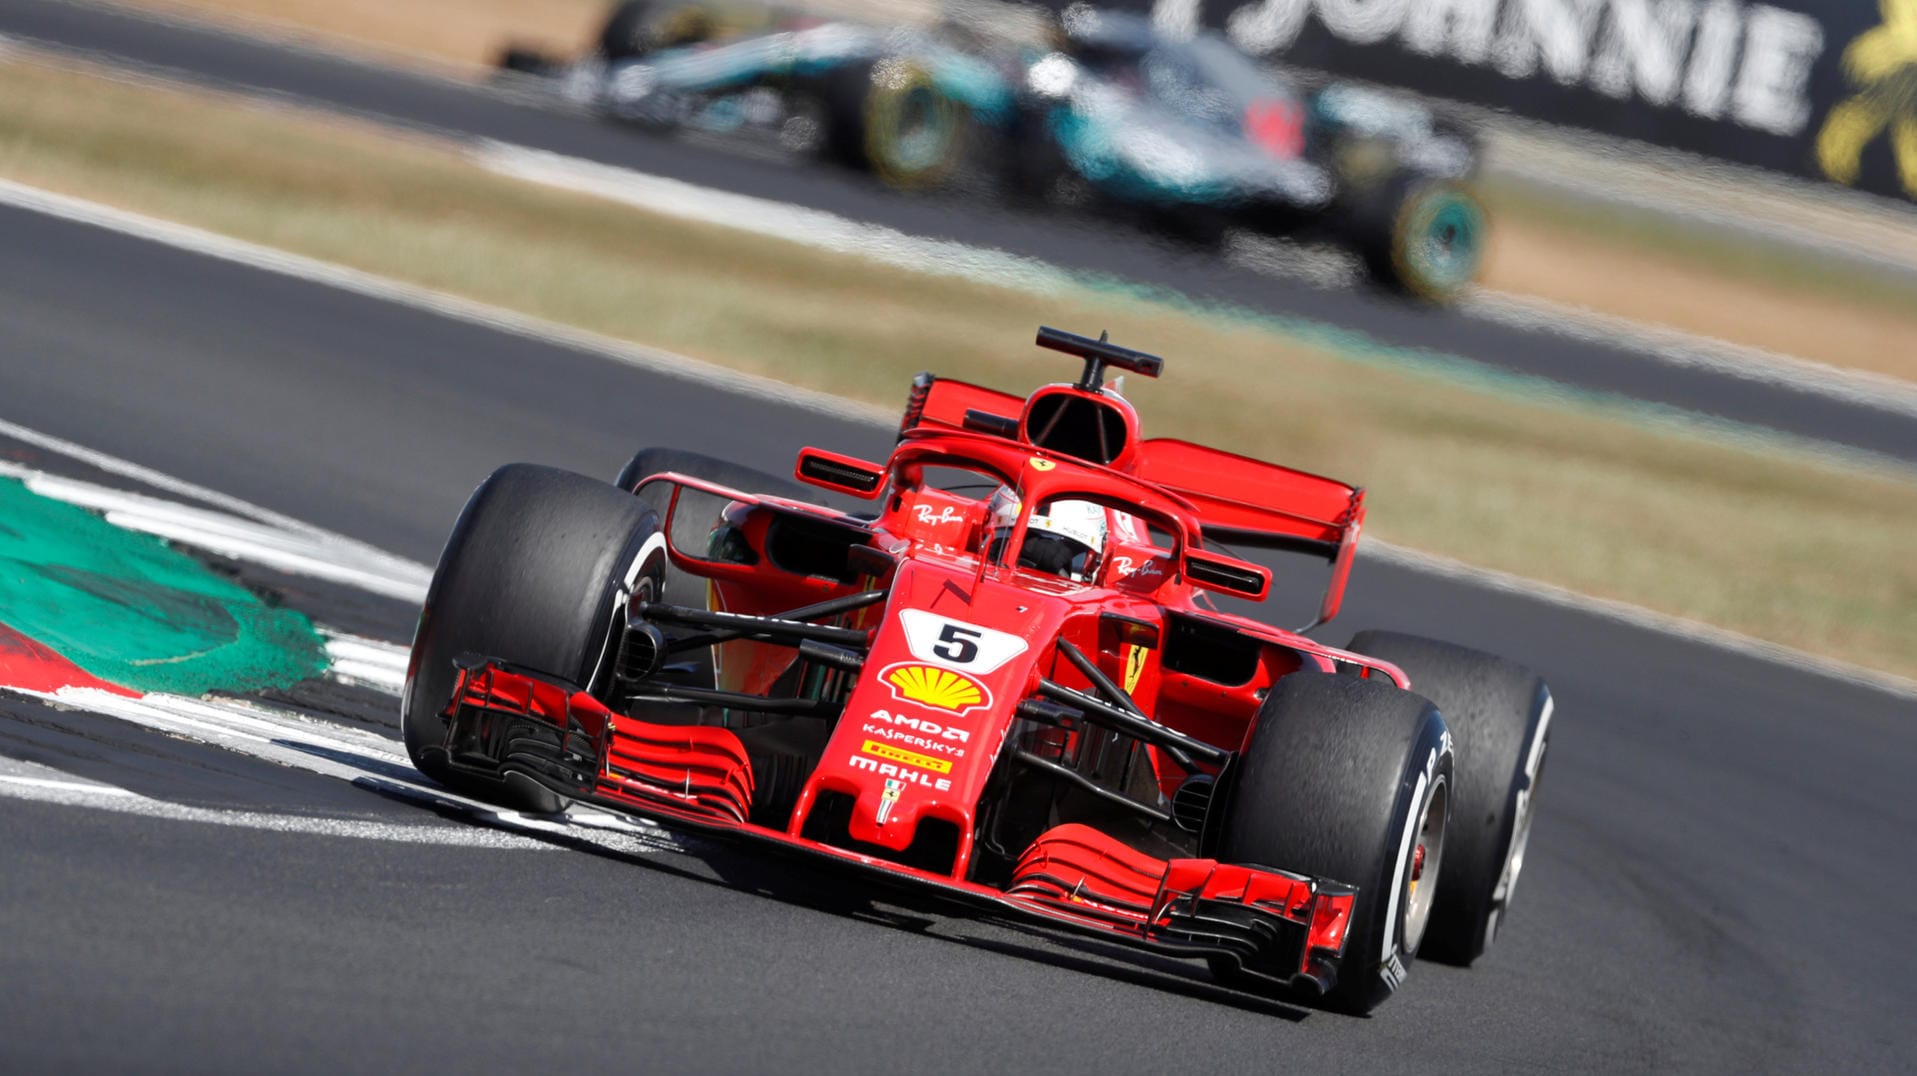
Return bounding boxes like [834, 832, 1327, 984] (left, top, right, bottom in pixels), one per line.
[641, 589, 885, 653]
[1036, 679, 1230, 770]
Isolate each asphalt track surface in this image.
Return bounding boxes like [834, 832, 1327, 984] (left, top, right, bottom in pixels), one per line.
[3, 201, 1916, 1073]
[5, 0, 1917, 466]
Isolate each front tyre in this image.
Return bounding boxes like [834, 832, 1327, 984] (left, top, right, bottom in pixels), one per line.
[1353, 172, 1485, 304]
[402, 464, 664, 810]
[1346, 631, 1553, 966]
[1208, 673, 1453, 1013]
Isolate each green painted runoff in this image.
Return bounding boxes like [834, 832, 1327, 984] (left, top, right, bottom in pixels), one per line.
[0, 478, 327, 694]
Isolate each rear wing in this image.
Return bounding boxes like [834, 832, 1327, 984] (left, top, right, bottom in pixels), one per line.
[1130, 438, 1366, 626]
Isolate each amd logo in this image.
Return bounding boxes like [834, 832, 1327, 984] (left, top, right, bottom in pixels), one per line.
[1161, 0, 1826, 136]
[868, 709, 972, 744]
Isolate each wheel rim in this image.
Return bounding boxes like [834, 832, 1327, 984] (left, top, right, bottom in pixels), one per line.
[1489, 699, 1552, 940]
[1396, 187, 1484, 301]
[867, 63, 959, 187]
[1402, 775, 1448, 952]
[1500, 741, 1544, 899]
[587, 544, 662, 698]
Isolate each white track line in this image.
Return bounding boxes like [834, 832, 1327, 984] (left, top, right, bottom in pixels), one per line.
[0, 683, 695, 854]
[0, 761, 546, 847]
[1462, 292, 1917, 421]
[321, 630, 411, 694]
[0, 182, 1910, 700]
[0, 460, 429, 602]
[475, 141, 1072, 296]
[0, 772, 135, 797]
[0, 177, 888, 427]
[0, 414, 339, 534]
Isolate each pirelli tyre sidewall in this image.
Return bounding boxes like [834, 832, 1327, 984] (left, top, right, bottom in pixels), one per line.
[1356, 172, 1486, 304]
[1209, 672, 1453, 1014]
[1346, 630, 1554, 966]
[402, 464, 664, 809]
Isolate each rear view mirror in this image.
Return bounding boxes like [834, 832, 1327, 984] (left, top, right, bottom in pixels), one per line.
[1183, 549, 1271, 602]
[650, 482, 753, 569]
[796, 448, 886, 499]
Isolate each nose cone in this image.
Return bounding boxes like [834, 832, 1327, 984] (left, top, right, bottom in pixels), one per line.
[797, 561, 1065, 868]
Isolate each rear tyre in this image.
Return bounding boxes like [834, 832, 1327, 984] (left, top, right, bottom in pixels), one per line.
[598, 0, 714, 62]
[402, 464, 664, 811]
[1207, 673, 1453, 1014]
[600, 0, 655, 61]
[1352, 171, 1485, 304]
[1346, 630, 1552, 966]
[821, 57, 967, 189]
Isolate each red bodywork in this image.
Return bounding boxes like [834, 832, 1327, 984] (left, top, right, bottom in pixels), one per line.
[441, 360, 1406, 991]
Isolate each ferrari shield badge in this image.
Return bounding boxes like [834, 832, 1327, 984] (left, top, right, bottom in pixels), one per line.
[1122, 643, 1149, 694]
[876, 778, 903, 826]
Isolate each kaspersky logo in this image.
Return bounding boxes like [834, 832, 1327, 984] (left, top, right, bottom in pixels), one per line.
[880, 662, 991, 716]
[1817, 0, 1917, 197]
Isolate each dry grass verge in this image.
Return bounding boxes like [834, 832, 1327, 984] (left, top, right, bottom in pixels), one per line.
[1, 54, 1912, 678]
[1482, 184, 1917, 382]
[113, 0, 613, 72]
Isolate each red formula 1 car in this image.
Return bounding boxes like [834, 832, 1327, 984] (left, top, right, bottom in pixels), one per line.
[400, 328, 1554, 1013]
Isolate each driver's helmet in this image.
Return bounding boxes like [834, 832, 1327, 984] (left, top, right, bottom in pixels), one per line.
[988, 487, 1107, 582]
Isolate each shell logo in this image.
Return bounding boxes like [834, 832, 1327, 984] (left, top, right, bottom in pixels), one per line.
[881, 662, 990, 715]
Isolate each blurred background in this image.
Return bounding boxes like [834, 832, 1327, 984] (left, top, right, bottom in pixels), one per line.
[4, 0, 1910, 673]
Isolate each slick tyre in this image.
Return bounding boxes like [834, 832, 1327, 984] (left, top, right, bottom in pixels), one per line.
[1208, 673, 1453, 1014]
[1346, 630, 1553, 966]
[821, 57, 966, 189]
[402, 464, 665, 810]
[599, 0, 656, 61]
[1352, 171, 1485, 304]
[598, 0, 714, 62]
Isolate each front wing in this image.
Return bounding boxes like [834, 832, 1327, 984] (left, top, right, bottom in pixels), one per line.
[438, 661, 1357, 994]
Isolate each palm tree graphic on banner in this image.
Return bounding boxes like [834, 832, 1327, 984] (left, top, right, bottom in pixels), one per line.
[1818, 0, 1917, 198]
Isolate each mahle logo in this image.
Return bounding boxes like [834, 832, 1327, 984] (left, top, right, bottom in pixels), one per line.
[1818, 0, 1917, 197]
